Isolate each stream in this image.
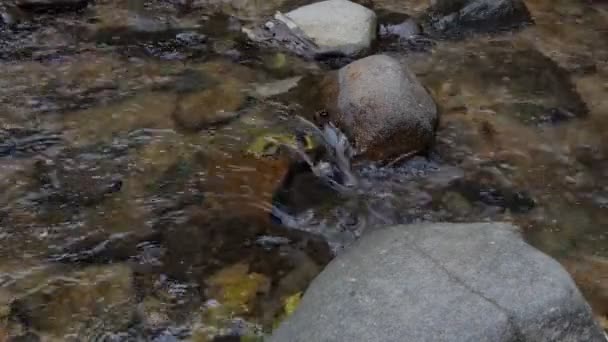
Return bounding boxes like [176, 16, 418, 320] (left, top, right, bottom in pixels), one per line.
[0, 0, 607, 340]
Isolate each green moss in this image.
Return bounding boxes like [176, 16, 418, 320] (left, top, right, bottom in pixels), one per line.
[247, 133, 315, 158]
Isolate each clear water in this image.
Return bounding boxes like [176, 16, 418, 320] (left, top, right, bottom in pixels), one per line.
[0, 0, 607, 340]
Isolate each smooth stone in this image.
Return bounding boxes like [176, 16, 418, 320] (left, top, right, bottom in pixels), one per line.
[271, 222, 606, 342]
[285, 0, 377, 56]
[252, 76, 302, 98]
[324, 54, 437, 161]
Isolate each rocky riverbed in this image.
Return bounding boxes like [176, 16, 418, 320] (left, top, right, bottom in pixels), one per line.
[0, 0, 607, 340]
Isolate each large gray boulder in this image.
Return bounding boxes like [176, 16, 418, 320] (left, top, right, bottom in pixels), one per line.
[285, 0, 377, 56]
[324, 54, 437, 161]
[271, 222, 606, 342]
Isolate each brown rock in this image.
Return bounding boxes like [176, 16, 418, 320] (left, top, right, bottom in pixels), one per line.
[323, 55, 438, 161]
[9, 264, 135, 338]
[172, 79, 245, 132]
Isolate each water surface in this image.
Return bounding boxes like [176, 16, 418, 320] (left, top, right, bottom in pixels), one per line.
[0, 0, 607, 339]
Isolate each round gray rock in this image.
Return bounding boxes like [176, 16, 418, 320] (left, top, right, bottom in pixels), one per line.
[285, 0, 377, 56]
[327, 54, 437, 161]
[271, 222, 606, 342]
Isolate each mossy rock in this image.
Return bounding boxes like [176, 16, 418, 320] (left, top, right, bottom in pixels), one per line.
[246, 133, 316, 158]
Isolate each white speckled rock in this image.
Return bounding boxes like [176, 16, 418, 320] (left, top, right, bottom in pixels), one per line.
[285, 0, 377, 56]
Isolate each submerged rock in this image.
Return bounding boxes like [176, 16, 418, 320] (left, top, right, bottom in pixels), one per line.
[32, 145, 125, 206]
[415, 41, 589, 125]
[271, 222, 606, 342]
[9, 264, 135, 339]
[323, 54, 437, 161]
[0, 127, 63, 158]
[424, 0, 533, 38]
[172, 89, 243, 131]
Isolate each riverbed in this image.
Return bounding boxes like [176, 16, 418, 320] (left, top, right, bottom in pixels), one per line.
[0, 0, 607, 340]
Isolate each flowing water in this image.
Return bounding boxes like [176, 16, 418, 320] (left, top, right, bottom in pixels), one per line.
[0, 0, 607, 340]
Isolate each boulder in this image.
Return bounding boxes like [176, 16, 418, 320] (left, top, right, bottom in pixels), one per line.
[271, 222, 606, 342]
[284, 0, 377, 56]
[324, 54, 437, 161]
[424, 0, 532, 37]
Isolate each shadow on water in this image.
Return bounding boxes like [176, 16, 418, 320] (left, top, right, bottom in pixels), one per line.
[0, 0, 607, 339]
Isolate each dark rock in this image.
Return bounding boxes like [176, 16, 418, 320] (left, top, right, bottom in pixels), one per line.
[1, 5, 25, 27]
[423, 0, 533, 38]
[8, 332, 41, 342]
[271, 222, 606, 342]
[31, 144, 126, 206]
[9, 264, 136, 338]
[0, 128, 63, 158]
[175, 31, 207, 46]
[417, 41, 589, 124]
[171, 85, 244, 132]
[16, 0, 88, 13]
[449, 179, 535, 213]
[49, 230, 161, 263]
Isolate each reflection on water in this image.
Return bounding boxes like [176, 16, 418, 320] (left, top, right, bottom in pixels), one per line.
[0, 0, 607, 339]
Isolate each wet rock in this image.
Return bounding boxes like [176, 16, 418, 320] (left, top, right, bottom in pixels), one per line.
[172, 84, 245, 132]
[63, 93, 177, 145]
[424, 0, 533, 38]
[449, 178, 535, 213]
[377, 12, 433, 52]
[0, 127, 63, 158]
[324, 54, 437, 161]
[242, 14, 321, 60]
[380, 16, 421, 40]
[284, 0, 377, 56]
[16, 0, 88, 13]
[175, 31, 207, 46]
[441, 191, 473, 216]
[50, 229, 160, 263]
[416, 41, 589, 125]
[271, 222, 606, 342]
[0, 5, 25, 27]
[252, 76, 301, 98]
[160, 152, 291, 278]
[32, 145, 125, 206]
[9, 264, 135, 338]
[205, 263, 270, 315]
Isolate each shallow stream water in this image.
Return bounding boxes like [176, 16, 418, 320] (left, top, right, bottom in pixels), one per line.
[0, 0, 607, 340]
